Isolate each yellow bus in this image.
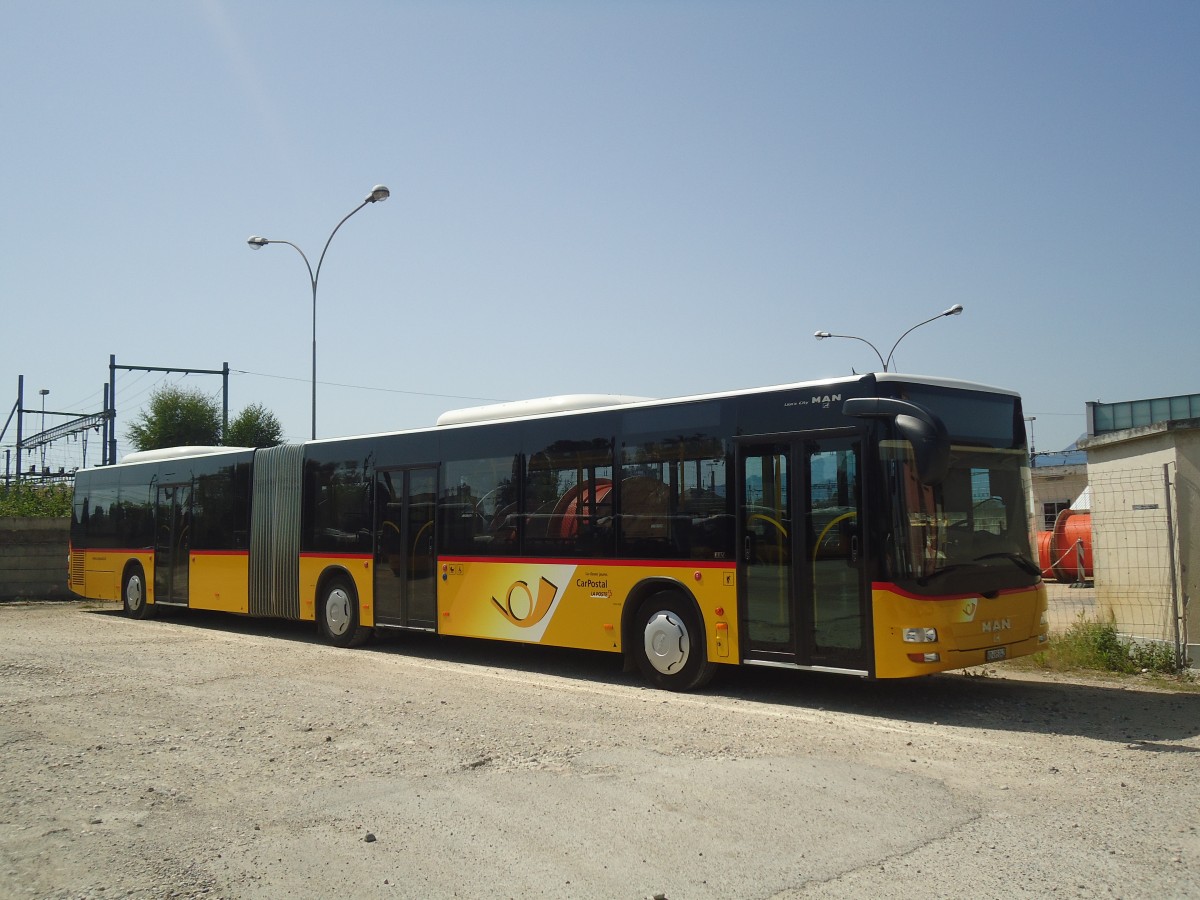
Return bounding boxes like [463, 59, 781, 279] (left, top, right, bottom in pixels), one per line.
[69, 372, 1047, 690]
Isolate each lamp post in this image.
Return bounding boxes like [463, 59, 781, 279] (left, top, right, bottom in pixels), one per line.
[811, 332, 887, 371]
[814, 304, 963, 372]
[248, 184, 390, 440]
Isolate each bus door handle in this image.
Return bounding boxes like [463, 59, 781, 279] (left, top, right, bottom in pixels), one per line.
[744, 534, 753, 563]
[849, 535, 859, 567]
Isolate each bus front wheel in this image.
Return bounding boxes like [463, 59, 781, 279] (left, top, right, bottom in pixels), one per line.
[318, 577, 371, 648]
[633, 591, 716, 692]
[123, 565, 154, 620]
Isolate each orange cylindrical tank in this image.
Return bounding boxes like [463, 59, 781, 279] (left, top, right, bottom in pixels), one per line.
[1049, 509, 1093, 583]
[1036, 530, 1056, 580]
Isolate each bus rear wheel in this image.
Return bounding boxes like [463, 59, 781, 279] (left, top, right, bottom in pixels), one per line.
[123, 565, 154, 620]
[318, 577, 371, 648]
[633, 591, 716, 692]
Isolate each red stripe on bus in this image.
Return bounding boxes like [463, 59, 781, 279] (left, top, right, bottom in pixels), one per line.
[75, 548, 151, 557]
[873, 582, 1038, 601]
[440, 556, 732, 569]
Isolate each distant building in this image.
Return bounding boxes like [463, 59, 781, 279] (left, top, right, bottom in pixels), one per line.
[1087, 392, 1200, 437]
[1029, 443, 1088, 532]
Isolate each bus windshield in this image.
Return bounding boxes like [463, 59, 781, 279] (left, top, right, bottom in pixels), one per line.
[882, 441, 1039, 593]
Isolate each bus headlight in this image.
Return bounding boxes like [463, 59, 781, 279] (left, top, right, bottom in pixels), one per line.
[902, 627, 938, 643]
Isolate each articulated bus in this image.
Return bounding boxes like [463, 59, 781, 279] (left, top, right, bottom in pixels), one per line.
[69, 372, 1048, 691]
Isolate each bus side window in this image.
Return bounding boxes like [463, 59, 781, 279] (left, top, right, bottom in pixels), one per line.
[307, 459, 370, 553]
[523, 442, 614, 558]
[440, 456, 520, 556]
[618, 435, 730, 561]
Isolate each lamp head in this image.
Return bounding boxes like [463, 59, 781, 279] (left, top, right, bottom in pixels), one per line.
[943, 304, 964, 316]
[247, 236, 269, 249]
[814, 331, 831, 340]
[367, 185, 390, 203]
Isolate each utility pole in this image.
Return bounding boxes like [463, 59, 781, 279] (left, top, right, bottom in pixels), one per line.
[15, 376, 23, 489]
[108, 356, 230, 463]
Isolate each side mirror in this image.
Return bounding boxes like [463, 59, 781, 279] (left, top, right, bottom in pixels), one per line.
[842, 397, 950, 484]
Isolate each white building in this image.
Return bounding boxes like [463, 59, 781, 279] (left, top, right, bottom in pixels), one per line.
[1077, 393, 1199, 665]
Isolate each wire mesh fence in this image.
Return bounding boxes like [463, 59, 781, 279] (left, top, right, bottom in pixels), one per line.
[1043, 461, 1192, 669]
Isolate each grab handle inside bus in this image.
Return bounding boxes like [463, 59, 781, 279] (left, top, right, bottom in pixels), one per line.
[842, 397, 950, 485]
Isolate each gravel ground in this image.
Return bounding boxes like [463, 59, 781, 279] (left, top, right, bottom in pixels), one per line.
[1, 600, 1197, 900]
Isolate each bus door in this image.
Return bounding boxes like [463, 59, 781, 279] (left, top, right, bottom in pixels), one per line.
[373, 466, 438, 630]
[154, 483, 191, 606]
[738, 434, 869, 672]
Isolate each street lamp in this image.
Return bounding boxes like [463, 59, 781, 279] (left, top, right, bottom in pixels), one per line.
[811, 331, 887, 371]
[814, 304, 963, 372]
[248, 184, 390, 440]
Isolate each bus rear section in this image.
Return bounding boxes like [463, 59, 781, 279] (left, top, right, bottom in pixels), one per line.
[69, 447, 255, 619]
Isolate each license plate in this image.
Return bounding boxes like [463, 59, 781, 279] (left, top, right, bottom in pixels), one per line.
[986, 647, 1007, 662]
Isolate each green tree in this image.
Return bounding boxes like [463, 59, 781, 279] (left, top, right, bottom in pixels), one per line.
[226, 403, 284, 448]
[125, 385, 222, 451]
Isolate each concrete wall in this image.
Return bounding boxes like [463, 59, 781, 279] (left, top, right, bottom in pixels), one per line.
[0, 517, 71, 600]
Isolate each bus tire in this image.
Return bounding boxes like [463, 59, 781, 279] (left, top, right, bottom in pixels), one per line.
[633, 591, 716, 692]
[123, 564, 154, 620]
[318, 577, 371, 648]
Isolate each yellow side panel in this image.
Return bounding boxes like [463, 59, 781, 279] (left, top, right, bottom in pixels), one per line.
[438, 559, 739, 661]
[188, 552, 249, 613]
[81, 550, 118, 601]
[75, 551, 153, 603]
[872, 582, 1048, 678]
[299, 555, 374, 625]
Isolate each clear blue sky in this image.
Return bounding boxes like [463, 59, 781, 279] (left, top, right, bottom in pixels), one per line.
[2, 1, 1196, 472]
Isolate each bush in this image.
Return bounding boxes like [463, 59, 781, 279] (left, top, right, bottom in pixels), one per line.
[0, 483, 73, 518]
[1128, 639, 1182, 676]
[1034, 613, 1184, 676]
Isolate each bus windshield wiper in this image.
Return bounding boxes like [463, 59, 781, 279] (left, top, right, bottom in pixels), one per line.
[974, 552, 1041, 576]
[917, 552, 1039, 586]
[916, 564, 974, 586]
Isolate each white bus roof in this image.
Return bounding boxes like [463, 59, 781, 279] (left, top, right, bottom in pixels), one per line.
[436, 394, 655, 427]
[119, 446, 251, 465]
[305, 372, 1020, 446]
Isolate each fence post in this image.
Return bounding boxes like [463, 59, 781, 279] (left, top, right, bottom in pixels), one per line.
[1163, 463, 1183, 670]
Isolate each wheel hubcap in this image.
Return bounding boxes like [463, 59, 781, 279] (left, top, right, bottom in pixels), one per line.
[643, 610, 689, 675]
[325, 588, 351, 636]
[126, 576, 143, 610]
